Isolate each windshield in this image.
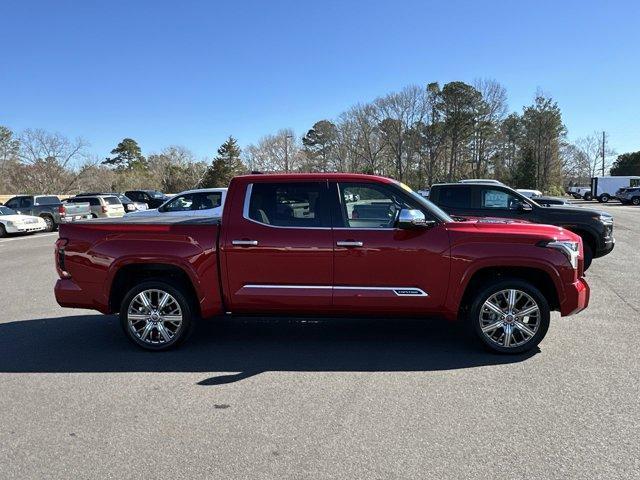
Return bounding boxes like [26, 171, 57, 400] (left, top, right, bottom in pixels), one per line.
[393, 181, 454, 223]
[0, 206, 17, 215]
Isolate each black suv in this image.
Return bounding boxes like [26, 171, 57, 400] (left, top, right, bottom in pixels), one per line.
[429, 183, 614, 269]
[124, 190, 168, 209]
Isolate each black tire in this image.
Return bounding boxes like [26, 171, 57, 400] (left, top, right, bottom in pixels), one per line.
[0, 224, 6, 238]
[119, 280, 194, 351]
[583, 242, 593, 271]
[632, 197, 640, 206]
[584, 193, 593, 201]
[468, 278, 550, 354]
[598, 194, 610, 203]
[41, 215, 55, 232]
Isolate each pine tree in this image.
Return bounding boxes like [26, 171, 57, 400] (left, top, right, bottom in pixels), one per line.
[103, 138, 146, 170]
[199, 136, 246, 187]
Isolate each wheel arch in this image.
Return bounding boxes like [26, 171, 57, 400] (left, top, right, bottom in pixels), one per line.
[109, 263, 200, 316]
[456, 266, 560, 320]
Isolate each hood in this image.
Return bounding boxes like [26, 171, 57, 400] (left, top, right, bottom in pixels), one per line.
[125, 208, 159, 217]
[538, 204, 612, 220]
[455, 216, 531, 224]
[446, 219, 580, 243]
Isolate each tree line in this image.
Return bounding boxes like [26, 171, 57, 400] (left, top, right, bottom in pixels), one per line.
[1, 79, 636, 195]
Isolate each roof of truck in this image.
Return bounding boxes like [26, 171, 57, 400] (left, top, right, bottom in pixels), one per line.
[234, 173, 397, 183]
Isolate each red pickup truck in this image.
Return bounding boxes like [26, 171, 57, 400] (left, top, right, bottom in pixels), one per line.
[54, 173, 590, 354]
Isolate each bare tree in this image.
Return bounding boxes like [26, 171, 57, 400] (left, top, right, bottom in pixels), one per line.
[14, 129, 93, 193]
[575, 132, 616, 177]
[244, 129, 301, 173]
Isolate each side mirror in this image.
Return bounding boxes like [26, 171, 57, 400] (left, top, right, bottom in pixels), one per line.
[511, 201, 532, 212]
[397, 209, 435, 229]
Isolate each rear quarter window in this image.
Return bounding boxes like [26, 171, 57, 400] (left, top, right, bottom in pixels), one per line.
[35, 196, 60, 205]
[103, 196, 121, 205]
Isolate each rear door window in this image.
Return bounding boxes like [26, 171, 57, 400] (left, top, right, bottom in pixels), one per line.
[247, 182, 330, 228]
[437, 187, 471, 208]
[19, 198, 34, 208]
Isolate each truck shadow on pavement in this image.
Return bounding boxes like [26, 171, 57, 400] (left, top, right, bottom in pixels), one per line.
[0, 314, 537, 385]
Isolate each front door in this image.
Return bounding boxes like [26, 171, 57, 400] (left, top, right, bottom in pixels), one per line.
[222, 180, 334, 314]
[331, 181, 450, 315]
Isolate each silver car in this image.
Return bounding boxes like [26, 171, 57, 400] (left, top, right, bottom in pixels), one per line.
[65, 195, 125, 218]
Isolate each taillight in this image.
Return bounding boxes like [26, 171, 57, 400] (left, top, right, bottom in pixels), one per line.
[55, 238, 71, 278]
[58, 205, 66, 217]
[102, 206, 108, 213]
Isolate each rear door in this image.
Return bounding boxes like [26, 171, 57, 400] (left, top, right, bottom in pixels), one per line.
[331, 181, 450, 315]
[432, 185, 474, 218]
[222, 180, 334, 314]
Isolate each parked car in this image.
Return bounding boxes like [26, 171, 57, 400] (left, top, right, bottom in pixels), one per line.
[65, 195, 125, 218]
[0, 205, 47, 237]
[3, 195, 92, 232]
[616, 186, 640, 205]
[517, 189, 543, 198]
[55, 173, 590, 354]
[75, 192, 148, 213]
[571, 187, 592, 200]
[124, 190, 169, 209]
[126, 188, 227, 218]
[533, 196, 573, 207]
[428, 182, 614, 270]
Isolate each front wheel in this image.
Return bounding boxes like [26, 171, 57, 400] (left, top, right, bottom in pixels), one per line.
[41, 215, 55, 232]
[469, 279, 550, 354]
[599, 194, 610, 203]
[0, 224, 6, 238]
[120, 281, 194, 350]
[584, 193, 593, 201]
[632, 197, 640, 206]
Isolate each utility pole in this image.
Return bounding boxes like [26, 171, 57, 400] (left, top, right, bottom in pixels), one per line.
[602, 131, 606, 176]
[284, 134, 293, 173]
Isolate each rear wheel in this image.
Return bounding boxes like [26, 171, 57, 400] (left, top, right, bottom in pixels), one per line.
[632, 197, 640, 206]
[469, 279, 550, 354]
[120, 281, 193, 350]
[598, 194, 610, 203]
[584, 192, 593, 201]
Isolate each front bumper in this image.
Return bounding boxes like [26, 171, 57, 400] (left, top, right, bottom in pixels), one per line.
[4, 223, 46, 233]
[560, 277, 590, 316]
[595, 238, 615, 258]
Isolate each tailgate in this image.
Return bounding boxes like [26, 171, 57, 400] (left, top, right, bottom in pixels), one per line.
[63, 202, 91, 216]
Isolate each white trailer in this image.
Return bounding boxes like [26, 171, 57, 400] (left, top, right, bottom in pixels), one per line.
[590, 176, 640, 202]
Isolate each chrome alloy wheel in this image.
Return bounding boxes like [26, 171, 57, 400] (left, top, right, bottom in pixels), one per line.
[127, 289, 183, 345]
[479, 289, 541, 349]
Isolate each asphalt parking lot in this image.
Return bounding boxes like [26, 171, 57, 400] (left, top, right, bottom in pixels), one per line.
[0, 201, 638, 479]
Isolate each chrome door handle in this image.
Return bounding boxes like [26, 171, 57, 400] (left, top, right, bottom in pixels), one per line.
[232, 240, 258, 246]
[336, 241, 363, 247]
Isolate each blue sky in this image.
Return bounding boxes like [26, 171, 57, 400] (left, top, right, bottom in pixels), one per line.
[1, 0, 639, 162]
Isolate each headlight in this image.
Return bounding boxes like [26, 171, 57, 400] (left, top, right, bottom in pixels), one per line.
[539, 240, 580, 269]
[594, 213, 613, 225]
